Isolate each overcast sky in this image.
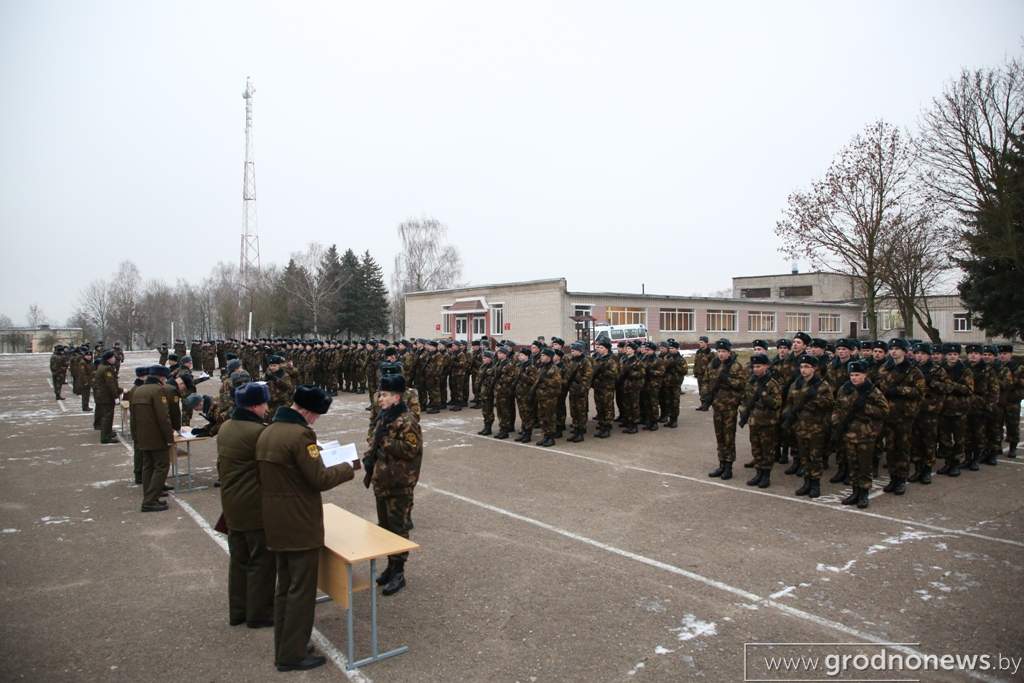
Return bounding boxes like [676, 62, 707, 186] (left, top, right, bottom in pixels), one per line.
[1, 1, 1022, 325]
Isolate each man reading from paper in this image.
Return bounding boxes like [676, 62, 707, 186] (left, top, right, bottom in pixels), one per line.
[256, 385, 359, 672]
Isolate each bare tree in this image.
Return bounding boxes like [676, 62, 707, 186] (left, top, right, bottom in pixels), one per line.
[0, 313, 12, 328]
[917, 57, 1024, 230]
[78, 280, 113, 340]
[109, 261, 142, 348]
[776, 121, 918, 340]
[26, 304, 48, 327]
[138, 280, 176, 347]
[281, 243, 345, 335]
[390, 217, 463, 334]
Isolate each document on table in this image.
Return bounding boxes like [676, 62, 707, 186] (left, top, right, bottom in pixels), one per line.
[177, 428, 198, 440]
[317, 440, 360, 468]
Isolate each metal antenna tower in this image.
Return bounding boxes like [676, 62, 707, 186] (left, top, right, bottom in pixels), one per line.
[240, 77, 261, 293]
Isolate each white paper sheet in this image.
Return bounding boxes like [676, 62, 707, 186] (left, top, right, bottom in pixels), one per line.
[320, 442, 359, 468]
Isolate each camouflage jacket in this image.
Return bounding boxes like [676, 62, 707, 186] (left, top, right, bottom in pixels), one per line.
[739, 373, 782, 428]
[662, 353, 688, 386]
[515, 360, 538, 399]
[590, 354, 619, 390]
[367, 389, 421, 441]
[692, 348, 713, 380]
[993, 360, 1018, 407]
[826, 357, 851, 396]
[494, 358, 518, 397]
[619, 355, 645, 390]
[50, 352, 69, 374]
[643, 355, 665, 392]
[704, 353, 748, 411]
[917, 361, 951, 415]
[531, 363, 562, 401]
[367, 404, 422, 497]
[783, 375, 834, 431]
[564, 356, 593, 396]
[876, 358, 926, 422]
[832, 380, 889, 443]
[967, 361, 999, 415]
[942, 361, 974, 416]
[264, 370, 294, 413]
[477, 363, 496, 400]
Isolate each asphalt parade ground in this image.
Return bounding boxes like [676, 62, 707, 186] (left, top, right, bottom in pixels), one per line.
[1, 351, 1022, 682]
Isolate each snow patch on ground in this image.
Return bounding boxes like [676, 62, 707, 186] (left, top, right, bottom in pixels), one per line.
[865, 528, 953, 555]
[816, 560, 856, 574]
[654, 645, 673, 655]
[40, 515, 70, 525]
[2, 528, 19, 534]
[670, 614, 717, 641]
[636, 597, 669, 614]
[90, 480, 120, 488]
[626, 661, 645, 676]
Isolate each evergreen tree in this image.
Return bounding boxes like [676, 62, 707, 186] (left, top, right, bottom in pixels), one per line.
[359, 250, 391, 336]
[958, 134, 1024, 342]
[319, 245, 344, 336]
[280, 258, 311, 335]
[336, 248, 364, 338]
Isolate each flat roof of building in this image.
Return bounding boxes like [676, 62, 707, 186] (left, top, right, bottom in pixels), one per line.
[405, 278, 567, 297]
[732, 271, 848, 280]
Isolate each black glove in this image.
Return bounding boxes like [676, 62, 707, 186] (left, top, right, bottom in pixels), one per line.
[362, 455, 376, 489]
[738, 413, 748, 429]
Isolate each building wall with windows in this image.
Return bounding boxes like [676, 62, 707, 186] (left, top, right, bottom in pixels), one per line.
[732, 271, 862, 302]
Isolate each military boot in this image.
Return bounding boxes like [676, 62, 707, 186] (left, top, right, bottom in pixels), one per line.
[376, 558, 395, 586]
[743, 459, 756, 468]
[516, 429, 532, 443]
[536, 436, 555, 447]
[382, 559, 406, 596]
[918, 464, 932, 484]
[757, 470, 771, 489]
[720, 463, 733, 480]
[595, 427, 610, 439]
[829, 462, 848, 484]
[665, 419, 678, 428]
[554, 427, 564, 438]
[907, 463, 923, 483]
[981, 449, 998, 466]
[966, 451, 980, 471]
[936, 461, 951, 475]
[1008, 443, 1018, 458]
[807, 479, 820, 498]
[567, 430, 583, 443]
[494, 430, 509, 439]
[746, 470, 764, 487]
[841, 488, 859, 505]
[856, 487, 870, 509]
[794, 477, 812, 496]
[644, 421, 659, 431]
[784, 459, 801, 475]
[883, 477, 902, 494]
[946, 461, 961, 477]
[622, 423, 638, 434]
[477, 423, 492, 436]
[708, 461, 726, 478]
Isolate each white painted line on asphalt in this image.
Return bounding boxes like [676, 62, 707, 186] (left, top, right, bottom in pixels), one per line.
[422, 483, 1001, 683]
[170, 494, 372, 682]
[45, 377, 67, 412]
[429, 425, 1024, 550]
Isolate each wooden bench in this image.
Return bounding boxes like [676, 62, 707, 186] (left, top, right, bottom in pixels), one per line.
[317, 503, 419, 669]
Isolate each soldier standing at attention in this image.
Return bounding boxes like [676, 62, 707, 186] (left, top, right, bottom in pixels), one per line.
[772, 338, 797, 467]
[565, 341, 593, 442]
[514, 347, 538, 442]
[965, 344, 998, 471]
[256, 386, 359, 672]
[705, 339, 748, 480]
[124, 366, 149, 484]
[94, 350, 122, 444]
[476, 351, 497, 435]
[997, 344, 1022, 458]
[492, 346, 518, 439]
[590, 340, 618, 439]
[158, 342, 169, 366]
[983, 345, 1009, 464]
[263, 355, 293, 419]
[131, 365, 175, 512]
[618, 342, 645, 434]
[217, 382, 275, 629]
[469, 339, 484, 408]
[50, 345, 69, 400]
[693, 336, 713, 410]
[782, 355, 833, 498]
[659, 340, 687, 428]
[531, 348, 562, 447]
[832, 360, 889, 509]
[910, 343, 948, 485]
[363, 374, 423, 596]
[738, 354, 782, 488]
[640, 342, 664, 431]
[424, 340, 445, 414]
[877, 339, 926, 495]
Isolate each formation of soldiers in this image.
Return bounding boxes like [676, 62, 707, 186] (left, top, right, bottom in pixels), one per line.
[698, 333, 1023, 509]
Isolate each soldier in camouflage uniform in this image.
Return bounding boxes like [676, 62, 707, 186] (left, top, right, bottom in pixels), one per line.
[564, 341, 593, 442]
[773, 339, 799, 468]
[705, 339, 749, 480]
[493, 346, 518, 439]
[424, 341, 446, 414]
[640, 342, 664, 431]
[877, 338, 926, 495]
[367, 361, 421, 438]
[325, 341, 340, 396]
[531, 348, 562, 447]
[263, 355, 294, 420]
[475, 351, 497, 435]
[782, 355, 833, 498]
[984, 346, 1010, 464]
[618, 342, 645, 434]
[659, 340, 687, 428]
[937, 343, 974, 477]
[831, 359, 889, 509]
[910, 342, 948, 484]
[823, 339, 853, 480]
[965, 344, 998, 470]
[738, 353, 782, 489]
[591, 340, 618, 438]
[448, 341, 469, 410]
[514, 347, 538, 442]
[363, 373, 423, 596]
[997, 344, 1023, 458]
[693, 336, 713, 410]
[50, 345, 69, 400]
[469, 339, 485, 408]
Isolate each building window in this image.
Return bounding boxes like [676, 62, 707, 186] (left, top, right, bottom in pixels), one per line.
[818, 313, 840, 333]
[607, 306, 646, 326]
[747, 311, 776, 333]
[861, 311, 872, 331]
[706, 309, 737, 332]
[881, 310, 903, 331]
[442, 314, 451, 334]
[472, 317, 485, 336]
[780, 285, 813, 298]
[953, 313, 972, 332]
[660, 308, 695, 332]
[785, 312, 810, 333]
[573, 303, 594, 319]
[490, 303, 504, 336]
[740, 287, 771, 298]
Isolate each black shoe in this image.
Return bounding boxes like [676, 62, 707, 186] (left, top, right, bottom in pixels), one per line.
[982, 450, 998, 466]
[795, 477, 812, 496]
[595, 428, 610, 439]
[643, 422, 658, 431]
[276, 655, 327, 672]
[665, 420, 678, 428]
[101, 436, 120, 444]
[229, 616, 245, 626]
[376, 560, 395, 586]
[426, 408, 440, 414]
[567, 431, 583, 443]
[841, 489, 859, 505]
[967, 456, 979, 472]
[82, 407, 92, 412]
[622, 425, 638, 434]
[554, 429, 564, 438]
[658, 416, 669, 423]
[477, 425, 492, 436]
[907, 464, 922, 483]
[537, 437, 555, 447]
[1008, 445, 1018, 459]
[708, 462, 725, 478]
[382, 572, 406, 596]
[856, 488, 870, 509]
[247, 619, 274, 628]
[757, 470, 771, 488]
[494, 431, 508, 439]
[808, 479, 820, 498]
[742, 460, 755, 469]
[784, 460, 801, 475]
[936, 462, 951, 475]
[890, 478, 906, 495]
[162, 485, 174, 492]
[946, 463, 961, 477]
[829, 465, 847, 484]
[720, 463, 733, 480]
[919, 465, 932, 484]
[746, 470, 764, 486]
[695, 405, 709, 412]
[141, 502, 168, 512]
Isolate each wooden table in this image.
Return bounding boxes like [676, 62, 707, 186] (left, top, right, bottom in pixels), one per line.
[317, 503, 419, 669]
[168, 432, 211, 492]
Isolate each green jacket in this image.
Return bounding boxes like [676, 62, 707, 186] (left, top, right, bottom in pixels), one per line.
[130, 380, 174, 450]
[217, 408, 267, 531]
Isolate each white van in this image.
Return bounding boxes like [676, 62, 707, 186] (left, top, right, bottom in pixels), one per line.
[593, 324, 650, 350]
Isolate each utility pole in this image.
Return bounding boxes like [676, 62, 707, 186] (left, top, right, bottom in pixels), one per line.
[239, 77, 261, 338]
